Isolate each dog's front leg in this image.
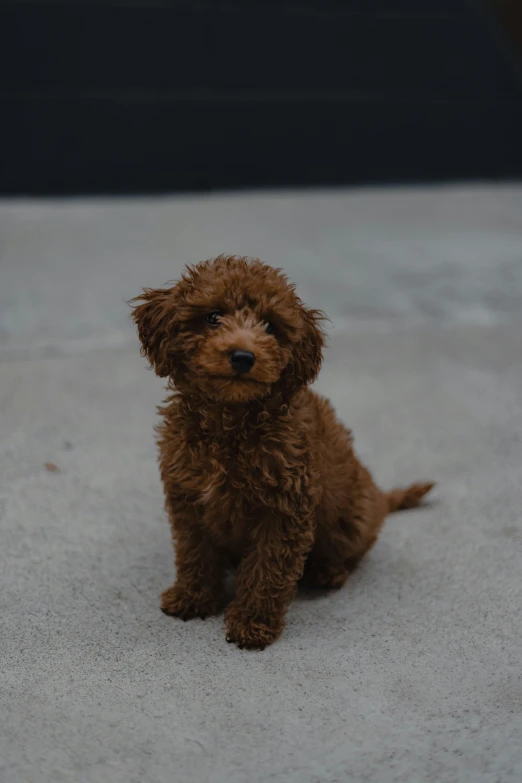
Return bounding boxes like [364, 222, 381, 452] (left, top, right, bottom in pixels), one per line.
[225, 513, 315, 649]
[161, 502, 227, 621]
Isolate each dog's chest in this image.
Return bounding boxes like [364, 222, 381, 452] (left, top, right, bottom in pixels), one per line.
[161, 408, 311, 545]
[195, 434, 277, 510]
[186, 425, 302, 511]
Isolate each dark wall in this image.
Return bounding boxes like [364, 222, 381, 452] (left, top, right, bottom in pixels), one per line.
[1, 0, 522, 195]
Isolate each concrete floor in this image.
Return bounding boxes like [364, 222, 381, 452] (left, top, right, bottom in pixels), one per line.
[1, 185, 521, 783]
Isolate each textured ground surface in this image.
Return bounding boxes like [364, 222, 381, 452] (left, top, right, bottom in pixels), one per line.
[1, 186, 521, 783]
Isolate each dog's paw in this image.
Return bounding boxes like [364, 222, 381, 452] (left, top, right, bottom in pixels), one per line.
[301, 563, 350, 590]
[224, 604, 283, 650]
[160, 584, 221, 621]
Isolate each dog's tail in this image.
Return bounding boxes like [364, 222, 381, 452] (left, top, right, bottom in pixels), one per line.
[385, 482, 435, 513]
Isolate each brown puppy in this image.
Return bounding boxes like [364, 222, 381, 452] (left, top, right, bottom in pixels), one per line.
[131, 255, 433, 649]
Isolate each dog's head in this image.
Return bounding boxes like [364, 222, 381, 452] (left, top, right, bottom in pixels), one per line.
[131, 256, 325, 403]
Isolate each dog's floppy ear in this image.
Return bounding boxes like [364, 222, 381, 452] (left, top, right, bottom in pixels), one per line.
[282, 306, 326, 394]
[130, 287, 179, 377]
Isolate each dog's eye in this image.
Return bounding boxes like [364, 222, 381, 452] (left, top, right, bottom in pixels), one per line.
[205, 311, 222, 326]
[265, 322, 275, 335]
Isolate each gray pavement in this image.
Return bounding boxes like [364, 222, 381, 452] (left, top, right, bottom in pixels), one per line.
[1, 186, 521, 782]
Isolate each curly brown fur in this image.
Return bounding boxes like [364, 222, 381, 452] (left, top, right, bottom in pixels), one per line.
[131, 255, 434, 650]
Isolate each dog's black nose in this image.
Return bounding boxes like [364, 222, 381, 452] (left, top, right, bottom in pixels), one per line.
[229, 349, 256, 374]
